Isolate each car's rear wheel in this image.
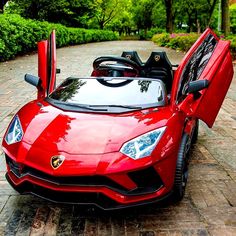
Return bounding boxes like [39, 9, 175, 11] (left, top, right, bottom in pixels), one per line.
[173, 133, 191, 201]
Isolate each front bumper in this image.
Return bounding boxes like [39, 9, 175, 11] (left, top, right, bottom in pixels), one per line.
[5, 154, 173, 210]
[6, 173, 172, 210]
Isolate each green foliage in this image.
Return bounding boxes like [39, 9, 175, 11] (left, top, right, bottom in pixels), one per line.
[0, 14, 118, 61]
[0, 39, 5, 54]
[152, 33, 171, 46]
[152, 33, 199, 51]
[175, 0, 218, 32]
[6, 0, 95, 28]
[105, 9, 135, 35]
[152, 32, 236, 60]
[139, 28, 166, 40]
[3, 0, 227, 35]
[167, 34, 199, 51]
[230, 4, 236, 33]
[227, 36, 236, 60]
[151, 1, 166, 29]
[132, 0, 155, 30]
[93, 0, 128, 29]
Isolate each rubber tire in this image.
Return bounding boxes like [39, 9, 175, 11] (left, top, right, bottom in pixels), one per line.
[173, 133, 190, 202]
[191, 119, 199, 145]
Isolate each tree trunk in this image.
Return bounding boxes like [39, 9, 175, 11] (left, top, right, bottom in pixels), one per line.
[197, 19, 201, 34]
[186, 12, 192, 33]
[164, 0, 173, 33]
[99, 21, 104, 30]
[221, 0, 230, 36]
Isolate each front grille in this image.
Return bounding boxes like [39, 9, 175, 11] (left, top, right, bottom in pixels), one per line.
[22, 182, 119, 209]
[5, 175, 123, 210]
[6, 155, 163, 197]
[5, 155, 127, 192]
[6, 175, 170, 210]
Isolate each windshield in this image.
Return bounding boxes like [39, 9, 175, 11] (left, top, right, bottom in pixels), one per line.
[47, 77, 166, 113]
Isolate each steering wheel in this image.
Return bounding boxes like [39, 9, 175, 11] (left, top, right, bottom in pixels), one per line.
[93, 56, 141, 77]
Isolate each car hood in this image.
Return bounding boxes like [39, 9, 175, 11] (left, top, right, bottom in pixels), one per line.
[13, 101, 171, 155]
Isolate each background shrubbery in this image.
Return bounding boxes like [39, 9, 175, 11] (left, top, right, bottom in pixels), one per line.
[0, 14, 118, 61]
[152, 32, 236, 59]
[152, 33, 199, 51]
[224, 35, 236, 59]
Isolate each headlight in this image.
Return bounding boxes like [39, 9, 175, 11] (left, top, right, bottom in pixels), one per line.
[120, 127, 166, 160]
[5, 115, 24, 145]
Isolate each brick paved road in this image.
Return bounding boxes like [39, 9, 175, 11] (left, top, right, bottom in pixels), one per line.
[0, 41, 236, 236]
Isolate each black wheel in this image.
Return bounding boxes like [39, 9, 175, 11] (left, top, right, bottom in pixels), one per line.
[191, 119, 199, 144]
[173, 133, 191, 201]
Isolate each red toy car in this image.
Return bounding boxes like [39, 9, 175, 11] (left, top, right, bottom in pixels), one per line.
[2, 28, 234, 209]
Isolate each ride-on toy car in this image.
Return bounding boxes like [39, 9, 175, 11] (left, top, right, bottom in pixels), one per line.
[2, 28, 233, 210]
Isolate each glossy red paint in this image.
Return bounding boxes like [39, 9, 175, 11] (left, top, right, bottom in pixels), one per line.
[2, 100, 183, 176]
[2, 98, 184, 207]
[1, 28, 234, 209]
[7, 170, 168, 205]
[38, 40, 48, 99]
[37, 30, 57, 98]
[187, 41, 233, 127]
[171, 28, 233, 127]
[171, 28, 214, 105]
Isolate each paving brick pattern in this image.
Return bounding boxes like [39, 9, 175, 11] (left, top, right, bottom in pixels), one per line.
[0, 41, 235, 236]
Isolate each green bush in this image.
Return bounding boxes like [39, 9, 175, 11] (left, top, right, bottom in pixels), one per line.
[0, 39, 5, 52]
[152, 33, 199, 51]
[152, 33, 170, 46]
[0, 14, 119, 61]
[228, 36, 236, 59]
[167, 34, 199, 51]
[152, 32, 236, 60]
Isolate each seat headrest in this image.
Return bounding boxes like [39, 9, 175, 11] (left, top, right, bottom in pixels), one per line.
[145, 51, 172, 69]
[121, 51, 143, 66]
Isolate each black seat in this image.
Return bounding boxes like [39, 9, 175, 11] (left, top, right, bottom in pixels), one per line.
[143, 52, 173, 93]
[121, 51, 143, 67]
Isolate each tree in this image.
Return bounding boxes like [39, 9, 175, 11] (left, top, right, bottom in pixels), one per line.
[152, 1, 166, 29]
[175, 0, 218, 32]
[5, 0, 221, 33]
[106, 11, 134, 35]
[6, 0, 95, 28]
[221, 0, 230, 35]
[132, 0, 155, 31]
[94, 0, 127, 29]
[163, 0, 173, 33]
[207, 0, 218, 26]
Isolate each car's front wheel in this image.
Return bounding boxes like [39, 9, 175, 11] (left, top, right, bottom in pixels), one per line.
[173, 133, 190, 201]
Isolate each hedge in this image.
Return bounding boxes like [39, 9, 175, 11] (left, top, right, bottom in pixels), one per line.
[152, 32, 236, 60]
[152, 33, 199, 51]
[0, 14, 119, 61]
[225, 35, 236, 59]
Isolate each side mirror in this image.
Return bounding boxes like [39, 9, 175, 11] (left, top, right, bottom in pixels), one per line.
[188, 79, 209, 94]
[25, 74, 41, 87]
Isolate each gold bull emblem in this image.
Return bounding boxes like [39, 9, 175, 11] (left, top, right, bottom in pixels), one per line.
[51, 155, 65, 169]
